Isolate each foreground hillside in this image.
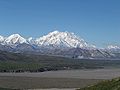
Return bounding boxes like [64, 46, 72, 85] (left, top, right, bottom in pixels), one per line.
[78, 78, 120, 90]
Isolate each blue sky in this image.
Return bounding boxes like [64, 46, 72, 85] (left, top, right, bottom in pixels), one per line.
[0, 0, 120, 47]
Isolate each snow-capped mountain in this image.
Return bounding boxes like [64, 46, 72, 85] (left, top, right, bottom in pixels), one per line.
[0, 31, 119, 59]
[107, 45, 120, 50]
[0, 31, 94, 49]
[0, 35, 5, 43]
[35, 31, 91, 49]
[4, 34, 28, 46]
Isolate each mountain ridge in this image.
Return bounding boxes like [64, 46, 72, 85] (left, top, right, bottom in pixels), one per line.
[0, 31, 94, 49]
[0, 31, 119, 59]
[0, 31, 117, 49]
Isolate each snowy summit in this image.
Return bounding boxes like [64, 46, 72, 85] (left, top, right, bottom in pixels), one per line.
[35, 31, 89, 48]
[4, 34, 28, 45]
[0, 31, 94, 49]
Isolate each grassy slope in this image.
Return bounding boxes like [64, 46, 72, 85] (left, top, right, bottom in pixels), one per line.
[78, 78, 120, 90]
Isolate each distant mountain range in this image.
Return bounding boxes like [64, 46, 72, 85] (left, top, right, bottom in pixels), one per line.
[0, 31, 120, 59]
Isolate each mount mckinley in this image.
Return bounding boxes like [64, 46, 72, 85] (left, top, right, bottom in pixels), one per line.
[0, 31, 119, 59]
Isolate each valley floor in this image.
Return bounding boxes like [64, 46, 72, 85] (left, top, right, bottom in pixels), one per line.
[0, 68, 120, 89]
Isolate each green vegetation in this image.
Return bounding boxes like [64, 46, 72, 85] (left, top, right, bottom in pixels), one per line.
[0, 62, 44, 72]
[0, 59, 120, 73]
[77, 78, 120, 90]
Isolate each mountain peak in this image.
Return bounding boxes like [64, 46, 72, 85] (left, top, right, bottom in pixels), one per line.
[35, 31, 89, 48]
[49, 30, 59, 34]
[10, 34, 21, 37]
[0, 31, 95, 49]
[108, 45, 120, 49]
[4, 34, 27, 45]
[0, 35, 4, 43]
[48, 31, 74, 36]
